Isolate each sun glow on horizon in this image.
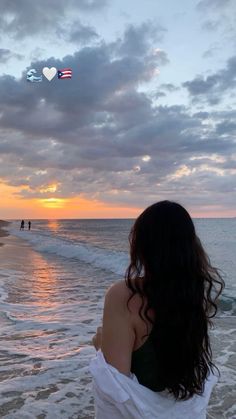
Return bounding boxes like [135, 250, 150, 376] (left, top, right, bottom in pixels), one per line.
[39, 198, 66, 209]
[0, 181, 234, 219]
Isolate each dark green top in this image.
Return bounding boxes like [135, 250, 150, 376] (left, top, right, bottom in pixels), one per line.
[131, 328, 165, 392]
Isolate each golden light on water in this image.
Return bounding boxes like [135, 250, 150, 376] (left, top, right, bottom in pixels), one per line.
[30, 252, 60, 310]
[47, 220, 60, 232]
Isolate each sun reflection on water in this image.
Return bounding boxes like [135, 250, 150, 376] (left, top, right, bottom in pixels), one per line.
[28, 251, 61, 313]
[47, 219, 60, 233]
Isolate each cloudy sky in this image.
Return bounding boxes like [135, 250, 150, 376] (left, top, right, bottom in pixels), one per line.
[0, 0, 235, 218]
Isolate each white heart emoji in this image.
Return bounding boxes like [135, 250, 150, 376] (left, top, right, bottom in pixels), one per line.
[42, 67, 57, 81]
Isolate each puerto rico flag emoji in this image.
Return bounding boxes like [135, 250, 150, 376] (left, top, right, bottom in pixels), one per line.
[57, 68, 72, 79]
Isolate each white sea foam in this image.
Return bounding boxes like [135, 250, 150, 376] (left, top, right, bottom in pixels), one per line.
[9, 226, 129, 277]
[0, 243, 106, 417]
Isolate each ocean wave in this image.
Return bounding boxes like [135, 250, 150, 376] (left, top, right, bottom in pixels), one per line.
[9, 228, 129, 277]
[7, 226, 235, 315]
[218, 295, 236, 316]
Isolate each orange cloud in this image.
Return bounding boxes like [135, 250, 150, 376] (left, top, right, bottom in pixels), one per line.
[0, 181, 141, 219]
[39, 183, 59, 194]
[0, 181, 234, 219]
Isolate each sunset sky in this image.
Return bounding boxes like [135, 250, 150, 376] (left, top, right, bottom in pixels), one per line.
[0, 0, 235, 219]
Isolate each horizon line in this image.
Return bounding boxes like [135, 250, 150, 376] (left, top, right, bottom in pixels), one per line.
[1, 216, 236, 221]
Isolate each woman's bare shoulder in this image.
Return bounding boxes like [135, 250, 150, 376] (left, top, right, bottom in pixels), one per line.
[105, 280, 132, 304]
[105, 279, 144, 315]
[104, 280, 154, 341]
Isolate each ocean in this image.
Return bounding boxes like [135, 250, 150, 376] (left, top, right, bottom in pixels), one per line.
[0, 219, 235, 418]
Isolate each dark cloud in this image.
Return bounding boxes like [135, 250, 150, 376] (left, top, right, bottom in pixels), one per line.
[202, 44, 221, 59]
[196, 0, 236, 46]
[55, 20, 99, 45]
[0, 49, 12, 62]
[196, 0, 233, 11]
[114, 22, 167, 58]
[192, 112, 209, 119]
[183, 75, 220, 96]
[215, 120, 236, 135]
[68, 21, 99, 44]
[182, 55, 236, 105]
[151, 83, 180, 100]
[0, 48, 23, 62]
[0, 21, 169, 141]
[0, 96, 235, 208]
[159, 83, 179, 92]
[154, 91, 166, 99]
[0, 21, 235, 213]
[0, 0, 107, 39]
[201, 20, 220, 32]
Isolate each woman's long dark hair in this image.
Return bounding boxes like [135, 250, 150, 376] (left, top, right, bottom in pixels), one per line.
[125, 201, 224, 400]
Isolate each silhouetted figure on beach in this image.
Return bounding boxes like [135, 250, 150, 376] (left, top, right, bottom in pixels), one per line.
[20, 220, 24, 230]
[28, 221, 31, 231]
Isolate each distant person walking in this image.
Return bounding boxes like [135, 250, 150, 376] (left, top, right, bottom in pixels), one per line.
[20, 220, 24, 230]
[28, 221, 31, 231]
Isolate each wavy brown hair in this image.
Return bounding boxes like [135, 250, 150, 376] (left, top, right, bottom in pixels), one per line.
[125, 201, 224, 400]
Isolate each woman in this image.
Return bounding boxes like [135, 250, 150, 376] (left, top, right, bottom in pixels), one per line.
[90, 201, 224, 418]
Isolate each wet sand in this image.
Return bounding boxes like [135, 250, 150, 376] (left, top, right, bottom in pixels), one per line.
[0, 221, 10, 246]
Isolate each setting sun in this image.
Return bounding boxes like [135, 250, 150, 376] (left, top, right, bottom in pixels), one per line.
[39, 198, 66, 209]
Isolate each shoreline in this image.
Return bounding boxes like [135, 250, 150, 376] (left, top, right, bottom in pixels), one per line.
[0, 220, 10, 245]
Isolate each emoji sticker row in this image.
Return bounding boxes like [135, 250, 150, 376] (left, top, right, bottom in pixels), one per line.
[27, 67, 72, 82]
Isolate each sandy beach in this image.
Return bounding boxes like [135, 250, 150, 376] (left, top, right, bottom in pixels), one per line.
[0, 221, 9, 245]
[0, 220, 235, 418]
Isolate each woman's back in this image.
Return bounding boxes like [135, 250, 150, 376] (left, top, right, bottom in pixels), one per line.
[90, 278, 219, 418]
[90, 200, 224, 417]
[124, 201, 224, 400]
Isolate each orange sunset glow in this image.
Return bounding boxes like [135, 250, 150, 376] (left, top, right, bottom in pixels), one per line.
[0, 180, 235, 219]
[0, 181, 143, 219]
